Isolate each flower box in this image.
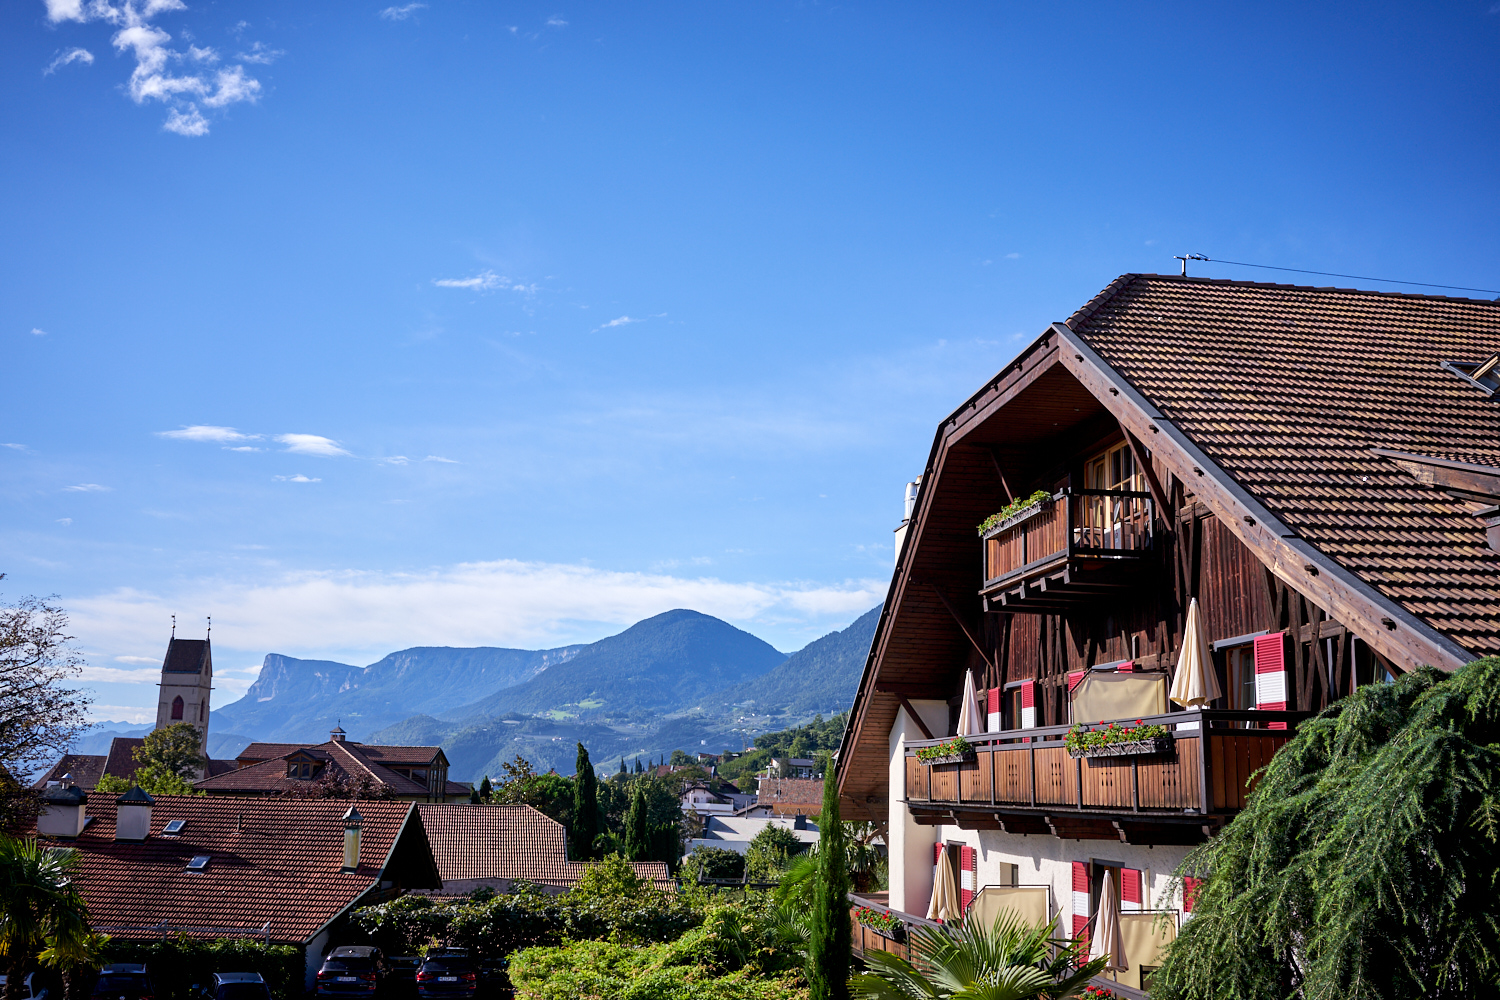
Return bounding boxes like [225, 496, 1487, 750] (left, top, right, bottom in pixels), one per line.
[854, 906, 906, 942]
[920, 752, 976, 767]
[977, 490, 1055, 537]
[1068, 735, 1175, 759]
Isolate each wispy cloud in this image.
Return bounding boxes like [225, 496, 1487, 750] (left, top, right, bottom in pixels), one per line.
[235, 41, 282, 64]
[31, 328, 48, 336]
[275, 433, 350, 458]
[56, 518, 73, 526]
[272, 474, 321, 483]
[64, 483, 110, 492]
[423, 455, 459, 464]
[66, 559, 885, 665]
[45, 0, 269, 136]
[594, 315, 640, 331]
[379, 3, 427, 20]
[380, 456, 410, 465]
[157, 425, 257, 443]
[1004, 252, 1020, 259]
[225, 445, 262, 452]
[547, 16, 568, 26]
[44, 47, 94, 74]
[1, 443, 26, 451]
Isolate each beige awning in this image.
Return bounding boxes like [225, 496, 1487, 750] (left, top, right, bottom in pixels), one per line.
[1169, 597, 1222, 709]
[957, 668, 984, 736]
[1088, 870, 1128, 972]
[926, 848, 961, 923]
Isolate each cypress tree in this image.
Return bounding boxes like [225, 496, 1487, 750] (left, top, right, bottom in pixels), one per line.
[634, 756, 643, 774]
[478, 774, 492, 801]
[571, 743, 600, 862]
[624, 784, 650, 861]
[618, 757, 627, 775]
[807, 753, 850, 1000]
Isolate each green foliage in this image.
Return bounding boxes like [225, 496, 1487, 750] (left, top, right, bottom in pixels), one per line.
[624, 784, 651, 861]
[912, 737, 973, 763]
[135, 722, 205, 779]
[95, 768, 201, 797]
[682, 846, 746, 882]
[745, 825, 806, 882]
[0, 835, 91, 995]
[98, 938, 302, 1000]
[1064, 721, 1169, 753]
[490, 754, 575, 826]
[717, 714, 848, 785]
[572, 743, 601, 861]
[976, 490, 1054, 536]
[1153, 657, 1500, 1000]
[806, 765, 850, 1000]
[849, 912, 1104, 1000]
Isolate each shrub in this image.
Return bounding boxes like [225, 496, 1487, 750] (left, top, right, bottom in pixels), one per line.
[681, 846, 747, 882]
[99, 938, 302, 1000]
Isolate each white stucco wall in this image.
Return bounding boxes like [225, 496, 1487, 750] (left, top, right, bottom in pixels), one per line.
[886, 699, 948, 914]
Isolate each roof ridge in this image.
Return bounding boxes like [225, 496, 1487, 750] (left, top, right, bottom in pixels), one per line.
[1063, 272, 1140, 330]
[1127, 272, 1500, 307]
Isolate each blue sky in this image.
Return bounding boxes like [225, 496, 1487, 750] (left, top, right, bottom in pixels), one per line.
[4, 1, 1498, 723]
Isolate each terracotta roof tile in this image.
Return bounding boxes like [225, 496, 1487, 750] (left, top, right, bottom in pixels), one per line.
[1070, 275, 1500, 657]
[32, 754, 107, 791]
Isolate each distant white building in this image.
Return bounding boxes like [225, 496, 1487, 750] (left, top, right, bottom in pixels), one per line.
[686, 812, 820, 856]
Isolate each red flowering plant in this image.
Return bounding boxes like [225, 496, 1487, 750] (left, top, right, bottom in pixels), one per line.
[1064, 719, 1169, 753]
[854, 906, 903, 933]
[914, 736, 974, 763]
[1081, 986, 1116, 999]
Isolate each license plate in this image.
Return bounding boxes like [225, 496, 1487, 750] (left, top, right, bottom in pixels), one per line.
[337, 978, 358, 982]
[439, 977, 457, 982]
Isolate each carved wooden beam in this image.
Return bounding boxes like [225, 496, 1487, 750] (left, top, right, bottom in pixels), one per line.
[1121, 422, 1172, 518]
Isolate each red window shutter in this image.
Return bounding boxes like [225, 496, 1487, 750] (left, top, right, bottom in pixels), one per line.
[986, 687, 1001, 732]
[934, 842, 944, 869]
[1071, 861, 1090, 943]
[960, 846, 976, 913]
[1118, 660, 1135, 673]
[1066, 670, 1086, 693]
[1183, 875, 1202, 913]
[1120, 868, 1142, 911]
[1254, 633, 1289, 729]
[1020, 679, 1036, 734]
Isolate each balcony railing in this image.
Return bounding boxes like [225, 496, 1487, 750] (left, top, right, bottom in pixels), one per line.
[903, 710, 1304, 829]
[982, 489, 1154, 591]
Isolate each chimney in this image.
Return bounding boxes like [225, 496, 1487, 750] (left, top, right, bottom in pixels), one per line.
[37, 782, 88, 839]
[330, 723, 347, 743]
[793, 812, 807, 830]
[894, 477, 922, 567]
[341, 805, 363, 871]
[115, 785, 155, 841]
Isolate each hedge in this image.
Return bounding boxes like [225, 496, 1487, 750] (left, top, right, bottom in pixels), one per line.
[100, 938, 303, 1000]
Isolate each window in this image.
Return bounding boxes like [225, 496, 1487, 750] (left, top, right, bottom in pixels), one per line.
[1001, 684, 1025, 731]
[163, 819, 186, 836]
[1224, 646, 1258, 710]
[186, 855, 210, 871]
[171, 696, 184, 720]
[1085, 441, 1144, 494]
[1441, 355, 1500, 396]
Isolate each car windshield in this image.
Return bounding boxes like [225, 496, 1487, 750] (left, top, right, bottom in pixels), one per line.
[94, 975, 149, 990]
[217, 985, 270, 1000]
[420, 961, 472, 974]
[321, 961, 371, 972]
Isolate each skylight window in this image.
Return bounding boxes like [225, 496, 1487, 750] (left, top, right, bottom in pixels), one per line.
[162, 820, 186, 836]
[1441, 355, 1500, 396]
[186, 855, 210, 872]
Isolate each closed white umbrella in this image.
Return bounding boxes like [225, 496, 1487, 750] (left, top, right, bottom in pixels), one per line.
[956, 668, 984, 736]
[1088, 870, 1128, 973]
[1170, 598, 1222, 709]
[926, 848, 961, 923]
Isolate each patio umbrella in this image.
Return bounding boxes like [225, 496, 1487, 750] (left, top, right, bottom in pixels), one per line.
[926, 848, 961, 923]
[1088, 870, 1129, 973]
[1169, 597, 1222, 709]
[956, 668, 984, 736]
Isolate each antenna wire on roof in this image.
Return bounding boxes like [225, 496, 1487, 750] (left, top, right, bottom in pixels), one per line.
[1184, 255, 1500, 295]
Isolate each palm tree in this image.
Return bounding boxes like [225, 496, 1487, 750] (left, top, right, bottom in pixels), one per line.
[39, 929, 110, 1000]
[0, 836, 94, 1000]
[850, 911, 1107, 1000]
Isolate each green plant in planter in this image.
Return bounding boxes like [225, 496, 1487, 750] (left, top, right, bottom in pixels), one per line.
[977, 490, 1054, 536]
[1064, 721, 1169, 753]
[914, 738, 974, 763]
[853, 907, 902, 934]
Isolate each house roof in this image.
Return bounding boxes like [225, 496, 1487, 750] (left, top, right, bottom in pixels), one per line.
[197, 741, 441, 797]
[1066, 275, 1500, 656]
[31, 754, 107, 790]
[162, 638, 210, 674]
[237, 741, 446, 767]
[416, 804, 673, 890]
[104, 738, 145, 784]
[29, 796, 438, 944]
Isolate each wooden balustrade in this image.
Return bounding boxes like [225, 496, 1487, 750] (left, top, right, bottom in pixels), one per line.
[982, 489, 1155, 588]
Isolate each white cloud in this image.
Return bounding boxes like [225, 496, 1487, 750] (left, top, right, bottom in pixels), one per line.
[87, 704, 154, 724]
[547, 16, 568, 26]
[2, 443, 26, 450]
[275, 433, 350, 458]
[31, 328, 48, 336]
[157, 424, 256, 443]
[380, 456, 410, 465]
[235, 42, 282, 64]
[595, 315, 639, 331]
[64, 483, 110, 492]
[44, 47, 94, 74]
[423, 455, 459, 463]
[1004, 252, 1020, 259]
[114, 655, 160, 665]
[65, 560, 886, 664]
[380, 3, 427, 20]
[80, 664, 162, 684]
[56, 518, 73, 526]
[273, 474, 321, 483]
[225, 445, 262, 452]
[47, 0, 266, 135]
[433, 270, 502, 291]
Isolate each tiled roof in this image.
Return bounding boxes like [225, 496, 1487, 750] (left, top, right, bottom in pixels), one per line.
[32, 754, 107, 791]
[28, 797, 437, 944]
[197, 744, 431, 797]
[104, 738, 145, 784]
[238, 741, 444, 766]
[416, 804, 673, 890]
[1069, 275, 1500, 657]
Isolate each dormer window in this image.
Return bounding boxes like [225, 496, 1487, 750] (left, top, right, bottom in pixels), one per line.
[1440, 355, 1500, 396]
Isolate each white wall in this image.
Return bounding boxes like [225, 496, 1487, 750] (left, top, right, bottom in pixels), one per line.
[886, 699, 947, 914]
[304, 929, 331, 991]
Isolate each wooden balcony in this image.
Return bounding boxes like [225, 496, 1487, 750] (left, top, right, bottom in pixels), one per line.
[981, 489, 1155, 613]
[902, 710, 1304, 844]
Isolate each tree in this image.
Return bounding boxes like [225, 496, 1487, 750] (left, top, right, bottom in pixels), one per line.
[571, 743, 600, 862]
[807, 760, 850, 1000]
[634, 757, 643, 774]
[669, 749, 692, 767]
[491, 754, 574, 825]
[95, 722, 207, 797]
[746, 824, 805, 881]
[478, 775, 492, 801]
[274, 768, 395, 801]
[618, 757, 627, 775]
[1154, 657, 1500, 1000]
[850, 912, 1105, 1000]
[0, 592, 89, 829]
[0, 835, 96, 1000]
[623, 784, 650, 862]
[681, 845, 746, 882]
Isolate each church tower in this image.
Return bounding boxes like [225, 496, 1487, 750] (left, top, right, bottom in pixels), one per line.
[155, 626, 213, 771]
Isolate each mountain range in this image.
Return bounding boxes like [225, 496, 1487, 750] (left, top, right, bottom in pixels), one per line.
[193, 605, 881, 780]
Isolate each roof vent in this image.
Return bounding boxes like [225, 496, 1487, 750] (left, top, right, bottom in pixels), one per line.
[186, 854, 211, 871]
[1440, 355, 1500, 397]
[115, 785, 155, 842]
[342, 805, 363, 871]
[37, 784, 88, 839]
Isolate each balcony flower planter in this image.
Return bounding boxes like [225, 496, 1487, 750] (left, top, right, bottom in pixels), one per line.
[977, 490, 1055, 538]
[915, 738, 975, 766]
[855, 906, 906, 943]
[1068, 735, 1175, 759]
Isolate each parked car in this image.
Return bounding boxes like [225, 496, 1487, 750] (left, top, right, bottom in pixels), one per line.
[92, 964, 155, 1000]
[315, 946, 387, 996]
[0, 973, 48, 1000]
[414, 952, 477, 998]
[191, 973, 271, 1000]
[386, 957, 420, 993]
